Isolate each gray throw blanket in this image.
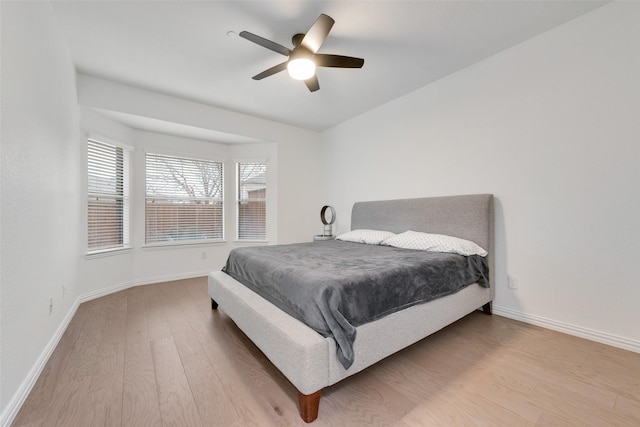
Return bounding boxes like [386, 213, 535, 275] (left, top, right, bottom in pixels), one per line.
[222, 240, 488, 369]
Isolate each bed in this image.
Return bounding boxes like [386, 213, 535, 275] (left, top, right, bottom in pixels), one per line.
[208, 194, 495, 422]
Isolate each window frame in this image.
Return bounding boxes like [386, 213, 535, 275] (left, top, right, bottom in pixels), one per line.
[144, 150, 225, 247]
[87, 135, 132, 255]
[236, 160, 267, 242]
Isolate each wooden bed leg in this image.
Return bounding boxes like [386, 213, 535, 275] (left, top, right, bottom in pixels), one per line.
[211, 298, 218, 310]
[482, 302, 492, 315]
[298, 390, 322, 423]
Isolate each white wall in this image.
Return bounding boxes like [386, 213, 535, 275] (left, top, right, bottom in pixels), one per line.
[0, 0, 82, 421]
[1, 10, 324, 424]
[75, 84, 322, 298]
[322, 2, 640, 350]
[77, 75, 324, 245]
[77, 100, 317, 299]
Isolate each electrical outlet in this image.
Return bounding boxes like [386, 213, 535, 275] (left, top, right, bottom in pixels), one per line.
[508, 275, 519, 290]
[62, 285, 66, 299]
[201, 252, 207, 260]
[49, 296, 54, 314]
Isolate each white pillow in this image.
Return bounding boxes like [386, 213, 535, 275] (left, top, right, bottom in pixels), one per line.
[382, 230, 488, 257]
[336, 229, 397, 245]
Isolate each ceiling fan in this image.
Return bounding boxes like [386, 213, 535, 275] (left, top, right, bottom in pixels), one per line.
[239, 13, 364, 92]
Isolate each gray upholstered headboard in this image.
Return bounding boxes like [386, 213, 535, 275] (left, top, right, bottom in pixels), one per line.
[351, 194, 495, 293]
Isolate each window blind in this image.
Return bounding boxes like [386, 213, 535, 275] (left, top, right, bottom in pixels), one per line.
[237, 162, 266, 240]
[145, 153, 223, 244]
[88, 138, 129, 252]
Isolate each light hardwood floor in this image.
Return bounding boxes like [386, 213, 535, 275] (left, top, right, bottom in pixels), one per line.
[12, 277, 640, 426]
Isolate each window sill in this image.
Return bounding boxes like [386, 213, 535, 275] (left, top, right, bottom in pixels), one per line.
[86, 246, 132, 260]
[142, 240, 227, 251]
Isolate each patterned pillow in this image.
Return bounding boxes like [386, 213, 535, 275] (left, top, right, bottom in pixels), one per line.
[336, 229, 397, 245]
[382, 230, 488, 257]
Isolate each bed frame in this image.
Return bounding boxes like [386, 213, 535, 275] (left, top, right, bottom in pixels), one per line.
[208, 194, 495, 422]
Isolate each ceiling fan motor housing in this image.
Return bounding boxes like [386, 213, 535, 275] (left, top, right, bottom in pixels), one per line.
[292, 33, 305, 47]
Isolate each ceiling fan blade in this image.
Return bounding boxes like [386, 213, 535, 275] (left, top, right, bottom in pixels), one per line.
[239, 31, 291, 56]
[301, 14, 335, 53]
[304, 75, 320, 92]
[314, 54, 364, 68]
[252, 61, 288, 80]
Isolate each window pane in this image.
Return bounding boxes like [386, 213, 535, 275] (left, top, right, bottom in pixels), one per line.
[88, 139, 128, 252]
[88, 197, 123, 249]
[88, 141, 123, 195]
[237, 162, 266, 240]
[146, 153, 223, 243]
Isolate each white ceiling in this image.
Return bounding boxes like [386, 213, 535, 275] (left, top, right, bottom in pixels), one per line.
[51, 1, 606, 133]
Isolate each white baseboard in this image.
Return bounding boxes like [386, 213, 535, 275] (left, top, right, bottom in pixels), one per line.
[0, 269, 213, 427]
[76, 269, 212, 304]
[1, 299, 80, 427]
[493, 305, 640, 354]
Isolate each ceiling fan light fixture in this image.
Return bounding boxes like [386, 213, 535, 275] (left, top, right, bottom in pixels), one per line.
[240, 14, 363, 91]
[287, 57, 316, 80]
